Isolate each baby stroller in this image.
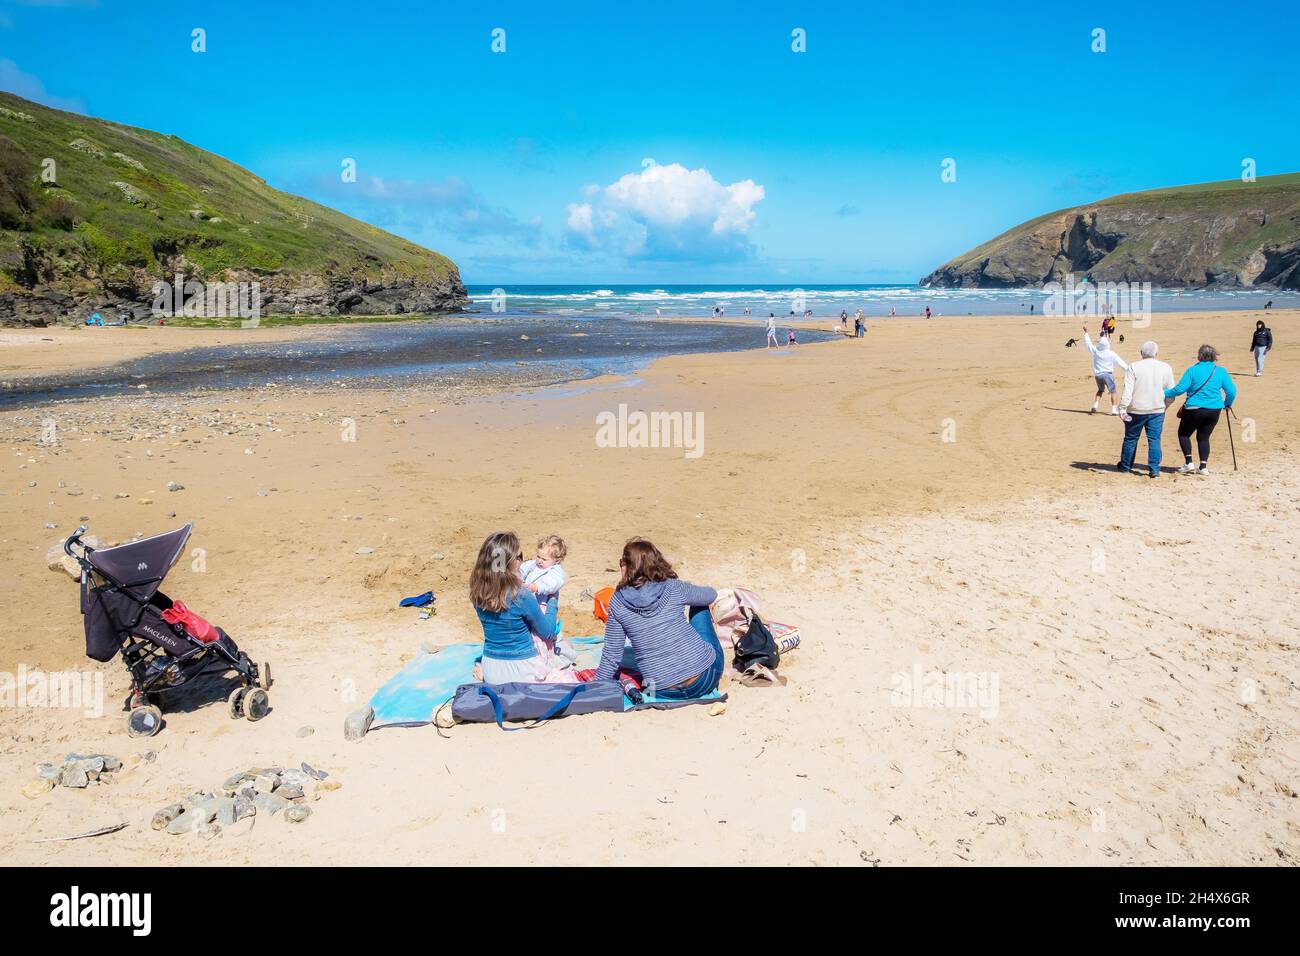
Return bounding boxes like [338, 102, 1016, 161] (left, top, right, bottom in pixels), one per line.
[65, 523, 271, 737]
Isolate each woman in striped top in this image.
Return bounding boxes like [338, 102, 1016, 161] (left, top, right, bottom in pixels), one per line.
[594, 538, 723, 700]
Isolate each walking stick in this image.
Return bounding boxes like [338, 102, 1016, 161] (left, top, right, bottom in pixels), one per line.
[1225, 406, 1238, 471]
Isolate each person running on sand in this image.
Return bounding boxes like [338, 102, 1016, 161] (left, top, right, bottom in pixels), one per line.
[1249, 320, 1273, 376]
[594, 538, 722, 700]
[1117, 340, 1174, 477]
[1082, 324, 1130, 415]
[1165, 344, 1237, 476]
[766, 313, 778, 348]
[469, 531, 559, 684]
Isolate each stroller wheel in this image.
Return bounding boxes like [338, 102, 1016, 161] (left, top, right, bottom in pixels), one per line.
[243, 688, 270, 722]
[258, 662, 272, 690]
[227, 686, 247, 719]
[126, 705, 162, 738]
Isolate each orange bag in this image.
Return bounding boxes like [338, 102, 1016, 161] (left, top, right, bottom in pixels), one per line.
[593, 586, 615, 622]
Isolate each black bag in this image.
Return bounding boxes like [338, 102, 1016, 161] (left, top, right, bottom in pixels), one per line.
[733, 612, 780, 671]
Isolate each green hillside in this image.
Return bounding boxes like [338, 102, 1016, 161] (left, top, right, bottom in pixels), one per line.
[0, 91, 467, 324]
[921, 173, 1300, 289]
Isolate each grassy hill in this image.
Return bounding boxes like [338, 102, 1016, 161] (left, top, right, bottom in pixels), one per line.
[0, 91, 467, 325]
[921, 173, 1300, 289]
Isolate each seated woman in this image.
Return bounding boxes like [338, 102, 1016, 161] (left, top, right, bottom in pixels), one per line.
[469, 531, 558, 684]
[594, 538, 722, 700]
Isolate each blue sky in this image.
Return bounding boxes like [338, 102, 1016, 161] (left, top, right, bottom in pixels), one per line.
[2, 0, 1296, 284]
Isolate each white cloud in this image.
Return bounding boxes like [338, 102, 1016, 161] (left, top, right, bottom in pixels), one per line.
[568, 160, 764, 262]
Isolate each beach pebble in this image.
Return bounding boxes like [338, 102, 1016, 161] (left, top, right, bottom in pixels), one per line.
[276, 783, 305, 801]
[37, 763, 61, 782]
[253, 792, 288, 817]
[312, 779, 342, 799]
[253, 773, 279, 794]
[166, 808, 211, 835]
[214, 797, 239, 826]
[431, 551, 444, 561]
[167, 481, 183, 491]
[301, 762, 328, 781]
[197, 823, 222, 840]
[344, 706, 374, 742]
[708, 702, 727, 717]
[284, 806, 312, 824]
[21, 778, 54, 799]
[234, 798, 256, 822]
[295, 725, 315, 738]
[278, 768, 310, 788]
[59, 765, 89, 788]
[151, 803, 184, 830]
[355, 546, 374, 555]
[244, 447, 254, 455]
[223, 771, 252, 790]
[115, 491, 130, 498]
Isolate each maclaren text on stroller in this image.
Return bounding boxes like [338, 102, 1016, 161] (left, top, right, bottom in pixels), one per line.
[65, 523, 271, 737]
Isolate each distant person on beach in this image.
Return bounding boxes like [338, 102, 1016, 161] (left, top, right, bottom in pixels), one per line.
[1029, 303, 1034, 313]
[766, 313, 778, 348]
[469, 531, 558, 684]
[1249, 320, 1273, 376]
[1117, 340, 1175, 477]
[743, 307, 751, 317]
[924, 306, 931, 320]
[840, 310, 849, 332]
[788, 327, 798, 347]
[890, 306, 896, 317]
[1101, 313, 1117, 339]
[1264, 300, 1273, 310]
[1082, 324, 1130, 415]
[593, 538, 722, 700]
[1165, 344, 1237, 476]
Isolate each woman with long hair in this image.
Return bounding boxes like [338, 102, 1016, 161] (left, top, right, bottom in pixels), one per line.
[1165, 343, 1237, 476]
[593, 538, 722, 700]
[468, 531, 558, 684]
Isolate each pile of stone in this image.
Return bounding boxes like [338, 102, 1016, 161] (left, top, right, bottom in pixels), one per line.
[23, 752, 139, 797]
[153, 763, 340, 839]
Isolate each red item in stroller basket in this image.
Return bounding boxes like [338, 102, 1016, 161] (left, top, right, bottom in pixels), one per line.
[161, 600, 218, 643]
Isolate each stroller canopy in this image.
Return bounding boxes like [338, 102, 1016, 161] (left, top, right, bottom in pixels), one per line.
[87, 524, 192, 600]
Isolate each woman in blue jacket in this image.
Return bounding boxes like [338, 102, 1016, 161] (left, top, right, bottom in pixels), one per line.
[469, 531, 558, 684]
[1165, 344, 1237, 476]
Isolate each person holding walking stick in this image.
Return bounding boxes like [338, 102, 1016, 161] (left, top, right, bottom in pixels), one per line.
[1165, 344, 1237, 476]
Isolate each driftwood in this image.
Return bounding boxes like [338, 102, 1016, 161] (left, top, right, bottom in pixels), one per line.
[32, 822, 128, 843]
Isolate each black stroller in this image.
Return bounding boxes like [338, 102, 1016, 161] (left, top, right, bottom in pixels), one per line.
[65, 523, 271, 737]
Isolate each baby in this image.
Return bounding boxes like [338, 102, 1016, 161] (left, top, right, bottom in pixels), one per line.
[520, 534, 567, 614]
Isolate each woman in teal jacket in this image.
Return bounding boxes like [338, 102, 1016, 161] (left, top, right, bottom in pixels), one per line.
[1165, 344, 1237, 475]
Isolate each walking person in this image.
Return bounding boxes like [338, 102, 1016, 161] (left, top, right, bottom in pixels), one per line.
[1165, 344, 1237, 475]
[1117, 341, 1175, 477]
[765, 313, 778, 349]
[840, 309, 849, 332]
[1249, 319, 1273, 376]
[1081, 324, 1130, 415]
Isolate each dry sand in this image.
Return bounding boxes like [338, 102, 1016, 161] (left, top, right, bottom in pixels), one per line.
[1, 309, 1296, 865]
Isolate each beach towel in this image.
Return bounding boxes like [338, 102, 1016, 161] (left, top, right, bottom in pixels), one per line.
[367, 635, 712, 729]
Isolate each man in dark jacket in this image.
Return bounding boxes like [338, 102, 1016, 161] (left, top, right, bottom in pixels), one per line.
[1250, 320, 1273, 376]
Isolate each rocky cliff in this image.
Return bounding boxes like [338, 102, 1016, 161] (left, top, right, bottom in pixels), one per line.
[0, 92, 468, 326]
[921, 173, 1300, 290]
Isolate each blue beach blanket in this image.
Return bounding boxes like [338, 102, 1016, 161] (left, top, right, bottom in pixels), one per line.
[368, 635, 720, 728]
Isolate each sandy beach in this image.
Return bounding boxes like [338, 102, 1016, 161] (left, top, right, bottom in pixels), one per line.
[1, 308, 1296, 866]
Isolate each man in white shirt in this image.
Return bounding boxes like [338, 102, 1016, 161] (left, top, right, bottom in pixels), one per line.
[1082, 324, 1130, 415]
[1117, 340, 1175, 477]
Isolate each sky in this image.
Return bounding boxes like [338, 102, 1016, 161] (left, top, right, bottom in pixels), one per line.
[2, 0, 1297, 284]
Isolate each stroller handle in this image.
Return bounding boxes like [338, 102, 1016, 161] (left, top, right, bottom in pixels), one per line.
[63, 524, 90, 558]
